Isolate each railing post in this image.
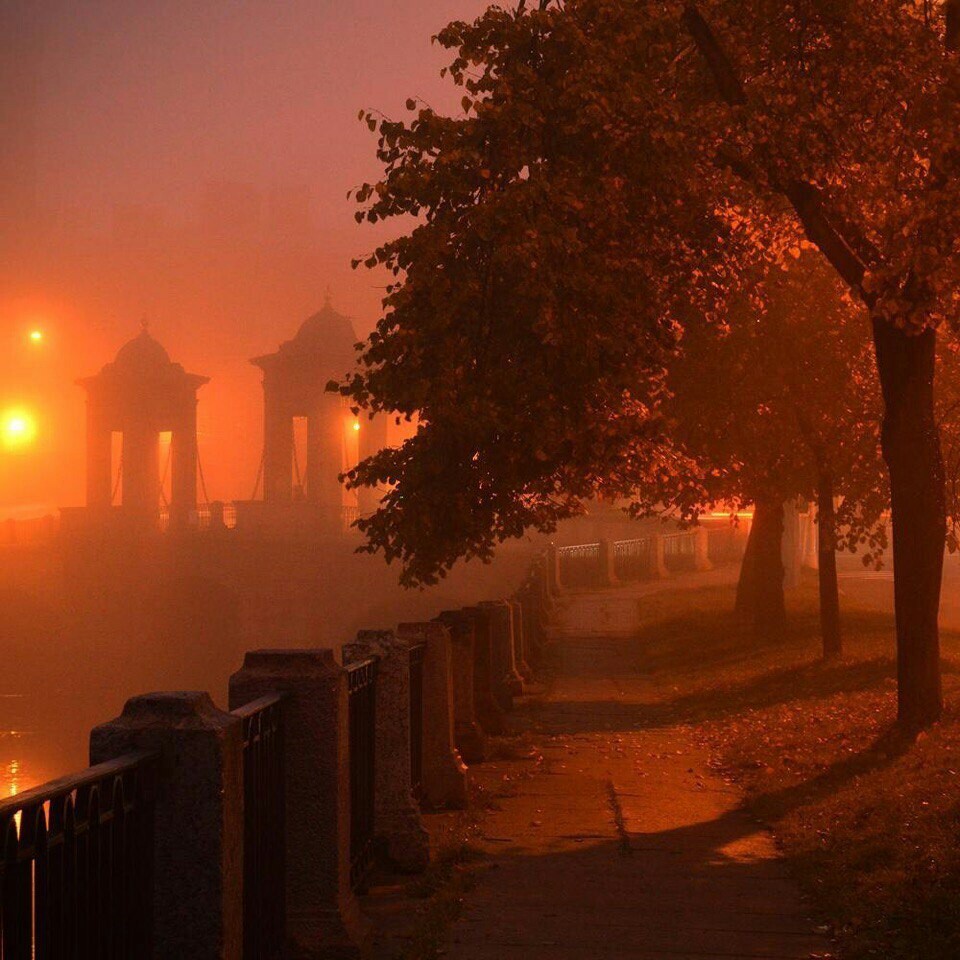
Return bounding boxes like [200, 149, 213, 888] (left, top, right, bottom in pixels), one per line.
[694, 527, 713, 572]
[546, 543, 563, 594]
[506, 600, 534, 682]
[343, 631, 430, 873]
[90, 692, 244, 960]
[397, 622, 469, 809]
[652, 534, 669, 579]
[598, 538, 619, 587]
[228, 650, 365, 959]
[480, 600, 524, 704]
[435, 611, 488, 762]
[455, 607, 507, 736]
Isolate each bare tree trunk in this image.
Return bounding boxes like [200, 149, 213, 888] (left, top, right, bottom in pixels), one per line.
[817, 470, 842, 660]
[735, 498, 786, 637]
[872, 318, 944, 728]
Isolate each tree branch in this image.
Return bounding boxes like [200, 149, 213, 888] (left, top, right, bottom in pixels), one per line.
[682, 3, 882, 298]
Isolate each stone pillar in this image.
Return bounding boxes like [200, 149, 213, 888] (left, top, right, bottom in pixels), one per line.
[397, 622, 469, 809]
[460, 606, 507, 735]
[598, 538, 619, 587]
[546, 544, 562, 595]
[342, 631, 429, 873]
[480, 600, 524, 704]
[85, 401, 112, 509]
[507, 600, 534, 682]
[122, 419, 160, 523]
[652, 534, 669, 579]
[435, 611, 487, 762]
[170, 400, 199, 527]
[90, 692, 244, 960]
[229, 649, 365, 959]
[694, 527, 713, 572]
[263, 388, 294, 503]
[307, 394, 344, 512]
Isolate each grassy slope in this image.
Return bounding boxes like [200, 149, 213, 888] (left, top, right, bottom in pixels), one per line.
[630, 575, 960, 960]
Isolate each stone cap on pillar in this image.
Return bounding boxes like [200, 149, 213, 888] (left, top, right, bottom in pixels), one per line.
[238, 648, 341, 674]
[99, 691, 236, 732]
[397, 622, 449, 642]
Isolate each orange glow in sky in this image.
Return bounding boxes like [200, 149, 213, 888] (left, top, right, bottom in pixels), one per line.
[1, 409, 38, 451]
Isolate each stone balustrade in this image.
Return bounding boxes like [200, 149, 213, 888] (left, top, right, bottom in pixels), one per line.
[8, 562, 554, 959]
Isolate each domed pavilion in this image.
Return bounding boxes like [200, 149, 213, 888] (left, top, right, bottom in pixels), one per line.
[78, 325, 209, 528]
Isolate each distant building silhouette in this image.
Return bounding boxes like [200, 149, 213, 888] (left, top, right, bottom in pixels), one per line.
[77, 327, 209, 529]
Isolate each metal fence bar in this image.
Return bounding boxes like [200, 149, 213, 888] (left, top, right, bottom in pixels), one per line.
[661, 532, 697, 572]
[557, 542, 602, 589]
[347, 658, 377, 892]
[232, 694, 286, 960]
[0, 750, 158, 960]
[408, 643, 426, 803]
[613, 537, 653, 582]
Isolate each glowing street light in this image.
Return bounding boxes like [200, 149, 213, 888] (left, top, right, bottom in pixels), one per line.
[1, 409, 37, 451]
[352, 421, 361, 432]
[28, 330, 43, 344]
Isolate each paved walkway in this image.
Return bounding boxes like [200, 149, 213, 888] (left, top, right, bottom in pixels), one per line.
[446, 673, 833, 960]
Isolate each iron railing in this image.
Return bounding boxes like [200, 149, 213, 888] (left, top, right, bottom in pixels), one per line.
[232, 694, 286, 960]
[0, 750, 158, 959]
[347, 659, 377, 892]
[557, 542, 602, 589]
[613, 537, 654, 582]
[662, 532, 696, 572]
[408, 643, 426, 803]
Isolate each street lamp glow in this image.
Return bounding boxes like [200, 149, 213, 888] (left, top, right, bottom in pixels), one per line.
[352, 421, 361, 432]
[29, 330, 43, 344]
[1, 409, 37, 451]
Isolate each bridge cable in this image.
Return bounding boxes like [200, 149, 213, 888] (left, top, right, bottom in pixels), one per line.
[249, 448, 265, 501]
[158, 440, 173, 509]
[197, 444, 211, 506]
[111, 454, 123, 505]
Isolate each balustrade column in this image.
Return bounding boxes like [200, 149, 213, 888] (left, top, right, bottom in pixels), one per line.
[90, 692, 244, 960]
[435, 610, 488, 762]
[229, 649, 365, 959]
[598, 538, 619, 587]
[507, 600, 534, 682]
[343, 631, 430, 872]
[652, 534, 669, 579]
[398, 622, 469, 808]
[480, 600, 524, 706]
[460, 606, 507, 735]
[694, 527, 713, 572]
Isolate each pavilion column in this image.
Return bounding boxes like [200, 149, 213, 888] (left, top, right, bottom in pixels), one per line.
[122, 417, 159, 523]
[170, 398, 199, 527]
[307, 394, 345, 517]
[85, 398, 113, 509]
[263, 386, 294, 503]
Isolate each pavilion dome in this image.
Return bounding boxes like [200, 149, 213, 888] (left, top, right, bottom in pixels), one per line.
[290, 300, 358, 356]
[112, 328, 174, 375]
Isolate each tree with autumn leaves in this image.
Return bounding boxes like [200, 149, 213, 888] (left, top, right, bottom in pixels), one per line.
[340, 0, 960, 729]
[649, 252, 887, 656]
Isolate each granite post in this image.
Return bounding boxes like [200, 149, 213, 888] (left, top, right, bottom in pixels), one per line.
[228, 650, 364, 960]
[435, 610, 488, 762]
[480, 600, 524, 704]
[598, 538, 619, 587]
[90, 692, 244, 960]
[507, 600, 534, 682]
[397, 622, 469, 808]
[458, 607, 507, 736]
[343, 631, 429, 873]
[652, 534, 670, 579]
[694, 526, 713, 572]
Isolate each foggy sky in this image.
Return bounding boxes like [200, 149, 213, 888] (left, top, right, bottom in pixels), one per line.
[0, 0, 488, 516]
